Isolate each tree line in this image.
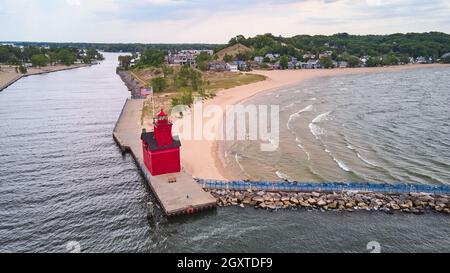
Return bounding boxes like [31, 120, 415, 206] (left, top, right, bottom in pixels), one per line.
[0, 45, 104, 70]
[222, 32, 450, 65]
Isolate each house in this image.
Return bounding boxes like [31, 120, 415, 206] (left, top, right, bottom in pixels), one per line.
[332, 60, 338, 68]
[207, 61, 228, 72]
[287, 61, 296, 70]
[254, 56, 264, 63]
[265, 53, 276, 61]
[297, 62, 308, 69]
[267, 62, 281, 70]
[319, 51, 333, 59]
[227, 63, 239, 72]
[234, 60, 248, 71]
[306, 59, 322, 69]
[442, 52, 450, 59]
[359, 56, 369, 67]
[416, 56, 427, 64]
[303, 53, 315, 60]
[338, 61, 348, 68]
[291, 57, 298, 63]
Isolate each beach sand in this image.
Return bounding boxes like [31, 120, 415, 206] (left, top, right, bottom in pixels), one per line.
[0, 64, 90, 91]
[178, 64, 450, 181]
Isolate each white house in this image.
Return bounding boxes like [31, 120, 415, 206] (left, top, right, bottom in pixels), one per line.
[416, 56, 427, 64]
[254, 56, 264, 63]
[227, 63, 239, 72]
[265, 53, 276, 61]
[306, 59, 322, 69]
[338, 61, 348, 68]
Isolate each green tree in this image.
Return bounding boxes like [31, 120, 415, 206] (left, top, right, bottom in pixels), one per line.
[223, 54, 233, 62]
[18, 65, 27, 74]
[31, 54, 49, 67]
[347, 56, 360, 67]
[197, 61, 208, 71]
[366, 56, 381, 67]
[196, 51, 212, 63]
[383, 53, 398, 65]
[172, 87, 194, 107]
[140, 49, 165, 67]
[58, 49, 76, 65]
[279, 55, 289, 69]
[174, 65, 203, 91]
[320, 56, 334, 68]
[0, 46, 10, 63]
[151, 77, 167, 93]
[441, 54, 450, 64]
[48, 52, 58, 65]
[162, 65, 174, 77]
[118, 55, 132, 69]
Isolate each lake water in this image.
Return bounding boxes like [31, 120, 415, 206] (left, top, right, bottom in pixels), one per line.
[224, 68, 450, 186]
[0, 53, 448, 253]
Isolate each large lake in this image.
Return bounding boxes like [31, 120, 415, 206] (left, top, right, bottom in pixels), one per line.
[0, 53, 448, 252]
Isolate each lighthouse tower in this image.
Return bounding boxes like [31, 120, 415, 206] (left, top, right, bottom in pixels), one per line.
[141, 109, 181, 176]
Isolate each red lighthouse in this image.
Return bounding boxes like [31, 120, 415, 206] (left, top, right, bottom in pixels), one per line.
[141, 109, 181, 176]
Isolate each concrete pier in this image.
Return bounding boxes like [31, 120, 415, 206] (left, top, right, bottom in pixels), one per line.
[113, 99, 216, 216]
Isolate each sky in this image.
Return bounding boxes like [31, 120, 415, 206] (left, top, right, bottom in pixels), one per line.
[1, 0, 450, 43]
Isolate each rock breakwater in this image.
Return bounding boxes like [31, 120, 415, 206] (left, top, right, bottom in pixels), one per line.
[206, 189, 450, 214]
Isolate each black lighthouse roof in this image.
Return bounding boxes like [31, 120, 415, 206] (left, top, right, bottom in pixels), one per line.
[141, 131, 181, 151]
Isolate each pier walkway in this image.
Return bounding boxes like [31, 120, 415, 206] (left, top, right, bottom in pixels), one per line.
[113, 99, 216, 216]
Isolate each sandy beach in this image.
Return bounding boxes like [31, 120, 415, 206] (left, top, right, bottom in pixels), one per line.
[179, 63, 450, 181]
[0, 64, 90, 91]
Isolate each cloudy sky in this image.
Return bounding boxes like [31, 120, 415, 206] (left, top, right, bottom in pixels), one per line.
[1, 0, 450, 43]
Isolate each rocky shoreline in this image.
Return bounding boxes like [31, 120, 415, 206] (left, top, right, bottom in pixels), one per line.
[116, 70, 142, 98]
[206, 189, 450, 214]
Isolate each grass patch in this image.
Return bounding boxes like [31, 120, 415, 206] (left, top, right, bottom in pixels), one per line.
[204, 72, 266, 93]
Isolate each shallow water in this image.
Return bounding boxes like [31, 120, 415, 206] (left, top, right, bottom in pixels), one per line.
[224, 67, 450, 185]
[0, 55, 448, 253]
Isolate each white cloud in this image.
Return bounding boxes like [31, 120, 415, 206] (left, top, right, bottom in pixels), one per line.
[66, 0, 81, 6]
[1, 0, 449, 43]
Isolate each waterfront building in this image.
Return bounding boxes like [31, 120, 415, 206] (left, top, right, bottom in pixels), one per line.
[141, 109, 181, 176]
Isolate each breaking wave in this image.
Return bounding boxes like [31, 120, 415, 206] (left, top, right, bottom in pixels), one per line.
[295, 137, 311, 160]
[276, 170, 291, 181]
[324, 148, 350, 172]
[286, 104, 313, 130]
[356, 152, 379, 167]
[312, 111, 331, 123]
[308, 123, 325, 139]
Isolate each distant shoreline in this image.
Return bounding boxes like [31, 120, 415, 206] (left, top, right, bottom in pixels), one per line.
[0, 63, 91, 92]
[178, 63, 450, 181]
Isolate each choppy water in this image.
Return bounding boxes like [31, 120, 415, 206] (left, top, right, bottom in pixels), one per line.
[225, 68, 450, 185]
[0, 54, 448, 253]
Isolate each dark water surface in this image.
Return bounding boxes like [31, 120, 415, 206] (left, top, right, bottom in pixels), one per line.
[0, 54, 448, 252]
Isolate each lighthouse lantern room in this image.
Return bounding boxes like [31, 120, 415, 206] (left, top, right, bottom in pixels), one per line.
[141, 109, 181, 176]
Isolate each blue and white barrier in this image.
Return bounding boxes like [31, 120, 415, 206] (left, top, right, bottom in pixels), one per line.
[197, 180, 450, 195]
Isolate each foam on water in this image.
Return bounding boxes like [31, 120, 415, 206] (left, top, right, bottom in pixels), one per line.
[356, 152, 379, 167]
[312, 111, 331, 123]
[309, 123, 325, 139]
[286, 104, 313, 130]
[275, 170, 291, 181]
[324, 148, 351, 172]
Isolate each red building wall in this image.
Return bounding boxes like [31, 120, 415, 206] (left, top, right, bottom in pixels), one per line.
[142, 145, 181, 176]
